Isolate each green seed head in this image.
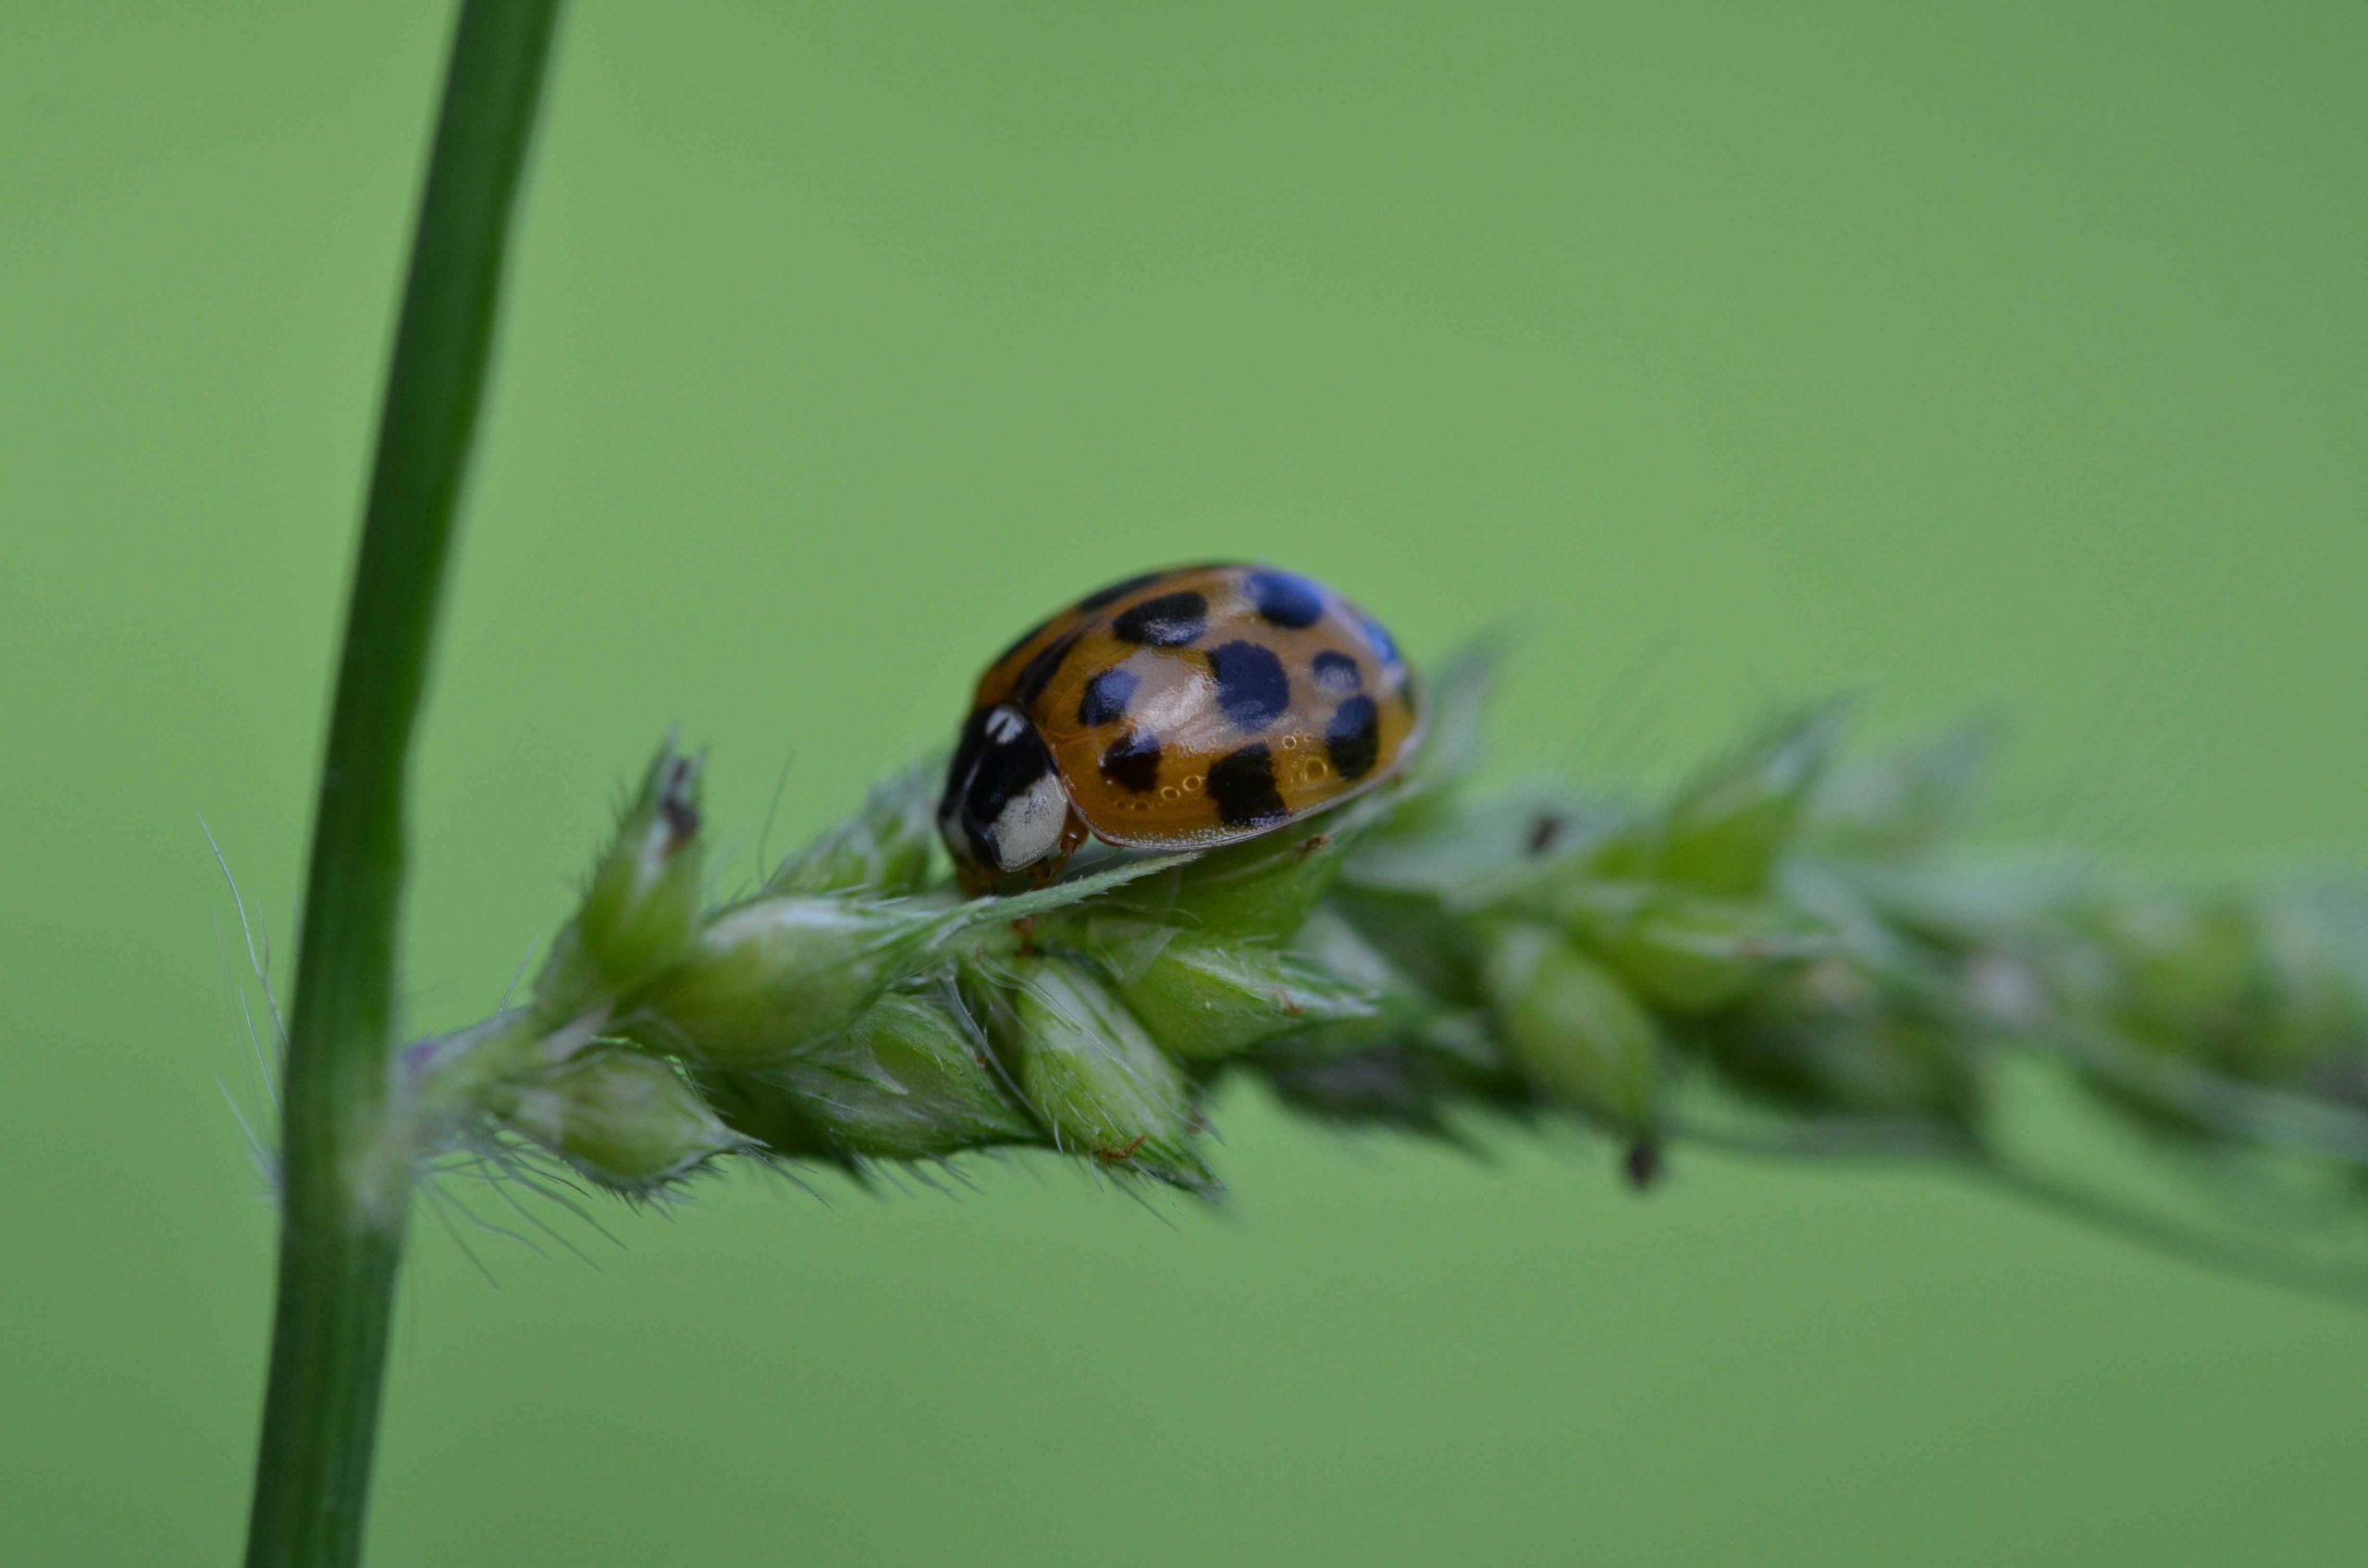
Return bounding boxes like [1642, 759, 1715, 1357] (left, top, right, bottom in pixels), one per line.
[390, 687, 2368, 1265]
[500, 1047, 746, 1194]
[769, 761, 940, 897]
[1565, 885, 1835, 1016]
[623, 895, 961, 1067]
[623, 855, 1204, 1068]
[745, 990, 1038, 1160]
[688, 1064, 842, 1166]
[1104, 812, 1370, 941]
[1101, 923, 1378, 1062]
[2083, 891, 2276, 1060]
[1709, 967, 1984, 1128]
[977, 953, 1214, 1191]
[1252, 912, 1513, 1135]
[623, 852, 1204, 1068]
[1607, 703, 1845, 895]
[1484, 922, 1663, 1135]
[533, 742, 707, 1020]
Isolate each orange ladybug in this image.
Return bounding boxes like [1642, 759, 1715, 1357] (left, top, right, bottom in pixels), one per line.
[940, 563, 1420, 894]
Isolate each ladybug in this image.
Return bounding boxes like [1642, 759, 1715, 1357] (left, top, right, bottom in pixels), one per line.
[940, 563, 1420, 894]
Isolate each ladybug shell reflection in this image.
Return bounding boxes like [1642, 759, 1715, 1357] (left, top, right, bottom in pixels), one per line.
[939, 563, 1420, 893]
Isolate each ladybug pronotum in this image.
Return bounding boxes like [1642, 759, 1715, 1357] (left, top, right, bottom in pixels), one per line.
[939, 563, 1421, 894]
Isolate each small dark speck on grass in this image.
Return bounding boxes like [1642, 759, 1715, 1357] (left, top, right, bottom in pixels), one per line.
[1624, 1141, 1663, 1191]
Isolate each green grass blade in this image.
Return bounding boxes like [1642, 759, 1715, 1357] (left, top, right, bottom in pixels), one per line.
[243, 6, 561, 1565]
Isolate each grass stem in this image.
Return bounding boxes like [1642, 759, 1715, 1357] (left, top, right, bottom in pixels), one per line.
[242, 6, 561, 1564]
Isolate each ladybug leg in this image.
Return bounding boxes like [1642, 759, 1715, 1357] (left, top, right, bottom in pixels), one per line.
[1031, 807, 1091, 886]
[956, 860, 998, 899]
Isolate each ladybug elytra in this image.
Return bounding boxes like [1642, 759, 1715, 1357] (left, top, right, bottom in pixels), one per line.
[939, 563, 1420, 894]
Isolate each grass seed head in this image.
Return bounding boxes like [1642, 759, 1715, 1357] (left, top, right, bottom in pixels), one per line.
[1109, 931, 1379, 1063]
[1617, 702, 1845, 895]
[623, 895, 965, 1068]
[1484, 922, 1664, 1137]
[534, 742, 707, 1020]
[746, 990, 1039, 1160]
[768, 762, 940, 897]
[979, 953, 1215, 1192]
[500, 1046, 746, 1193]
[1568, 887, 1836, 1017]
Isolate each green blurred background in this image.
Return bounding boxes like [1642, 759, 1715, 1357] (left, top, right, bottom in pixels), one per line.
[4, 4, 2362, 1562]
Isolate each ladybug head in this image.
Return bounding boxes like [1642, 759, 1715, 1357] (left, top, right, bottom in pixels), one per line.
[938, 703, 1073, 887]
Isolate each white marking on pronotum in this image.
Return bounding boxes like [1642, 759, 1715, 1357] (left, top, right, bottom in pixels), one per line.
[992, 770, 1067, 870]
[984, 705, 1028, 744]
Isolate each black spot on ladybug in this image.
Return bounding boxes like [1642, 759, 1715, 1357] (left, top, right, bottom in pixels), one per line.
[1311, 650, 1362, 696]
[1356, 612, 1402, 668]
[1246, 570, 1324, 628]
[1015, 629, 1081, 705]
[1076, 571, 1165, 611]
[1100, 730, 1163, 793]
[1326, 696, 1381, 782]
[1207, 640, 1289, 733]
[1113, 590, 1207, 647]
[1208, 744, 1288, 827]
[1078, 666, 1139, 727]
